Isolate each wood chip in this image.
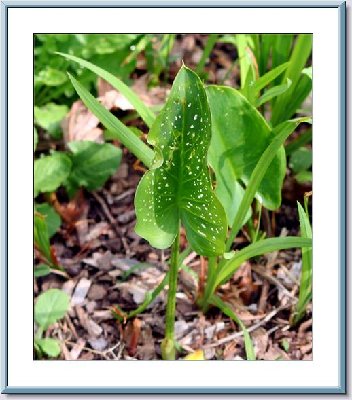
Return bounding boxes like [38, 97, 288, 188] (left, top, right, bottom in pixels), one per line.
[69, 338, 86, 360]
[88, 337, 108, 351]
[76, 305, 103, 337]
[71, 278, 91, 306]
[88, 284, 108, 301]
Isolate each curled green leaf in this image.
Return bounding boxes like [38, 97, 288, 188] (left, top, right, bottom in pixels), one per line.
[135, 66, 227, 256]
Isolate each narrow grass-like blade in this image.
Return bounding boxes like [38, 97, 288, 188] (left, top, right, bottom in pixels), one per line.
[57, 52, 156, 128]
[196, 34, 219, 75]
[255, 78, 292, 107]
[252, 62, 289, 93]
[285, 128, 312, 156]
[271, 34, 312, 125]
[67, 73, 154, 168]
[210, 294, 255, 360]
[292, 202, 312, 325]
[218, 236, 312, 286]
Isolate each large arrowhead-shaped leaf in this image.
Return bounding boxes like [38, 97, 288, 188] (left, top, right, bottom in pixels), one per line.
[206, 86, 286, 226]
[135, 66, 227, 256]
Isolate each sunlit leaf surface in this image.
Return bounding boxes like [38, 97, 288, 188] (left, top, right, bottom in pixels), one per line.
[135, 66, 227, 256]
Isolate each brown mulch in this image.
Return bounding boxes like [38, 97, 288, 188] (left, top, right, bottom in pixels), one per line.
[34, 34, 312, 361]
[34, 152, 312, 361]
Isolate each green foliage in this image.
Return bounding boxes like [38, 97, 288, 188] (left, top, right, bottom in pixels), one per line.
[59, 39, 313, 359]
[207, 86, 286, 226]
[271, 34, 312, 125]
[134, 66, 227, 256]
[35, 34, 142, 106]
[292, 202, 312, 325]
[57, 52, 155, 129]
[34, 142, 122, 198]
[34, 289, 70, 358]
[210, 294, 255, 360]
[34, 263, 52, 278]
[145, 34, 176, 84]
[34, 103, 69, 139]
[66, 141, 122, 194]
[35, 288, 70, 330]
[34, 213, 53, 265]
[66, 73, 154, 167]
[34, 127, 38, 151]
[34, 152, 72, 197]
[289, 147, 312, 173]
[36, 203, 61, 238]
[35, 338, 61, 358]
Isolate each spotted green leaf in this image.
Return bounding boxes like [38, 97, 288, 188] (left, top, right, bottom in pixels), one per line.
[135, 66, 227, 256]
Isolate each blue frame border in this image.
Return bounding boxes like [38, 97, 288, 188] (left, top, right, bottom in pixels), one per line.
[1, 0, 347, 395]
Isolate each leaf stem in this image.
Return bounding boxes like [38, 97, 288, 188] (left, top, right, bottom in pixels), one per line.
[199, 256, 217, 312]
[161, 228, 180, 360]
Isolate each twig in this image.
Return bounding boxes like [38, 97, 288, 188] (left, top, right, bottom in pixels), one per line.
[252, 264, 297, 303]
[204, 303, 292, 348]
[65, 340, 124, 360]
[114, 188, 135, 203]
[91, 191, 116, 225]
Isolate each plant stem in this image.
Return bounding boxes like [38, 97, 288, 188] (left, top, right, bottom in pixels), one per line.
[196, 34, 219, 75]
[199, 256, 217, 312]
[161, 229, 180, 360]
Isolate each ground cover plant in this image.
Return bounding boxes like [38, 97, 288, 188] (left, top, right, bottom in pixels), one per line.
[34, 34, 312, 360]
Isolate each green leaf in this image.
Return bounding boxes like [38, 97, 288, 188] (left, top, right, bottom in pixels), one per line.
[285, 128, 312, 156]
[282, 72, 312, 120]
[206, 85, 286, 225]
[67, 73, 154, 168]
[135, 66, 227, 256]
[236, 35, 256, 91]
[218, 236, 312, 286]
[34, 213, 52, 263]
[252, 62, 289, 93]
[34, 152, 72, 197]
[210, 294, 255, 360]
[271, 34, 312, 125]
[34, 263, 52, 278]
[34, 289, 70, 330]
[36, 67, 67, 86]
[35, 338, 61, 357]
[67, 141, 122, 191]
[295, 170, 312, 183]
[104, 126, 143, 141]
[257, 34, 275, 75]
[57, 52, 156, 128]
[34, 103, 68, 138]
[226, 117, 311, 248]
[271, 35, 293, 81]
[255, 78, 291, 107]
[36, 203, 61, 238]
[289, 147, 312, 173]
[34, 127, 38, 151]
[293, 202, 312, 324]
[196, 34, 219, 75]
